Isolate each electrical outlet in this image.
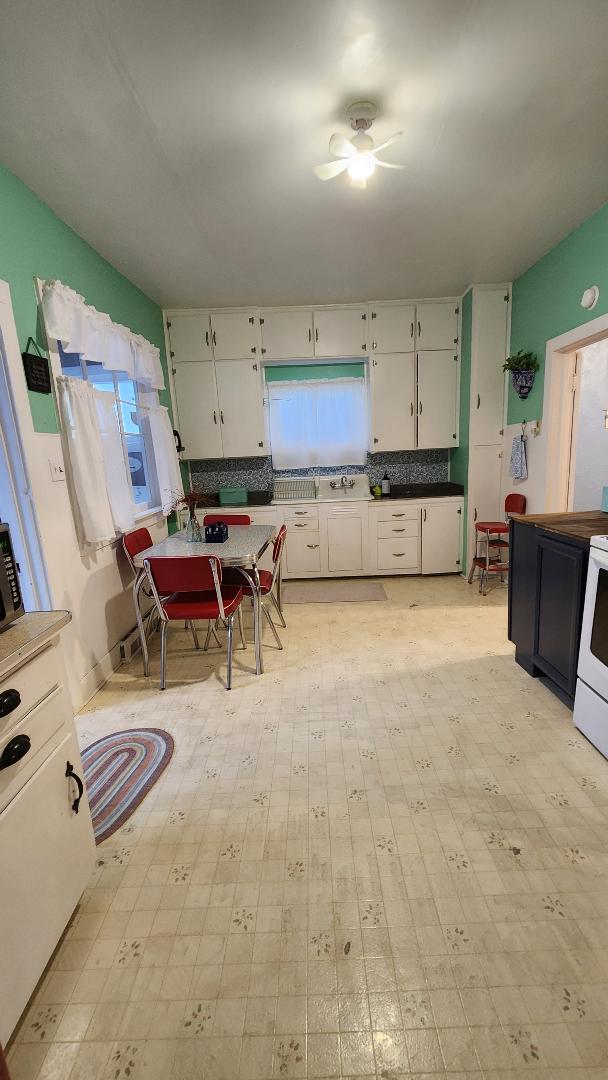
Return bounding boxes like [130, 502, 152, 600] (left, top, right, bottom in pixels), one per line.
[49, 458, 66, 482]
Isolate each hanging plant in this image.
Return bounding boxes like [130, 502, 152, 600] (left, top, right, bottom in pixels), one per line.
[502, 350, 539, 400]
[170, 488, 213, 542]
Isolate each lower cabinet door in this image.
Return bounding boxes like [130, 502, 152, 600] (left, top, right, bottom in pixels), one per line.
[534, 534, 586, 697]
[421, 503, 463, 574]
[0, 732, 95, 1044]
[377, 537, 419, 571]
[286, 531, 322, 575]
[327, 515, 364, 573]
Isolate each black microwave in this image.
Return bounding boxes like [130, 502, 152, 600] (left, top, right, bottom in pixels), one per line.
[0, 524, 24, 631]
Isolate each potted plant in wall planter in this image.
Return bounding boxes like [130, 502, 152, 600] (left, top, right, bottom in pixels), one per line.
[502, 350, 539, 400]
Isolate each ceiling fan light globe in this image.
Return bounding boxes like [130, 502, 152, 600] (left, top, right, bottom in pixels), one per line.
[347, 152, 376, 181]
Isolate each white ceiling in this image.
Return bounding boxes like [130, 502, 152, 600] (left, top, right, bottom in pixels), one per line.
[2, 0, 608, 309]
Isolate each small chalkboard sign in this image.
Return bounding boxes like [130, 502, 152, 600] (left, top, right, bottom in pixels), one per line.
[22, 338, 52, 394]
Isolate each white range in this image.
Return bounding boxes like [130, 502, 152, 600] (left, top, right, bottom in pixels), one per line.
[573, 534, 608, 757]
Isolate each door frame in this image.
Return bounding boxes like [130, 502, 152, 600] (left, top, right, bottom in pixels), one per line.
[542, 310, 608, 511]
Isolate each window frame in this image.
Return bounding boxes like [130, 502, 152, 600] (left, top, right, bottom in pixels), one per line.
[58, 347, 162, 518]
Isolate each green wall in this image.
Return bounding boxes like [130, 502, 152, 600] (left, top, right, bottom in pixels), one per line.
[509, 200, 608, 424]
[0, 165, 170, 433]
[450, 289, 472, 567]
[265, 362, 365, 382]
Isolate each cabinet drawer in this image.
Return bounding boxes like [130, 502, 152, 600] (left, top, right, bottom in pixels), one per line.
[377, 537, 420, 571]
[286, 531, 322, 574]
[287, 518, 318, 532]
[377, 520, 419, 540]
[0, 686, 69, 814]
[284, 506, 319, 522]
[374, 505, 419, 523]
[0, 642, 61, 738]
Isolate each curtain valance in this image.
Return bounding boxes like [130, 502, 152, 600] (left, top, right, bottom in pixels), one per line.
[41, 280, 165, 390]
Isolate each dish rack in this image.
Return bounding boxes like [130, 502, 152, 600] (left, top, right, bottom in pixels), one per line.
[273, 478, 317, 501]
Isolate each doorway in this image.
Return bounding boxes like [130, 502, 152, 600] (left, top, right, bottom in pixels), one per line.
[567, 338, 608, 511]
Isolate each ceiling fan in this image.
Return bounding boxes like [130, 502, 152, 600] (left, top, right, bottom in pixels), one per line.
[313, 101, 403, 189]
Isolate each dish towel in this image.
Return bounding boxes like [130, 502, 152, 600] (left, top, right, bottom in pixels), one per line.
[509, 434, 528, 480]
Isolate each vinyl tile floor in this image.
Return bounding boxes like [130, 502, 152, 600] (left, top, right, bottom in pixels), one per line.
[8, 575, 608, 1080]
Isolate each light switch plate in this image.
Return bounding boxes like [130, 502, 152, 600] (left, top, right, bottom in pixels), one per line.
[49, 458, 66, 482]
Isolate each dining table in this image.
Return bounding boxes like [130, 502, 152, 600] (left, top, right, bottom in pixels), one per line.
[132, 524, 275, 679]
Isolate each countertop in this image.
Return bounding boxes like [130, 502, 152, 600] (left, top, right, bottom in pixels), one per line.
[512, 509, 608, 543]
[0, 610, 71, 680]
[207, 482, 464, 508]
[374, 482, 464, 500]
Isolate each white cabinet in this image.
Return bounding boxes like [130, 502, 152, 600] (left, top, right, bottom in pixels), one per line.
[211, 310, 259, 360]
[417, 351, 459, 449]
[327, 507, 365, 573]
[369, 303, 416, 353]
[371, 353, 416, 451]
[173, 362, 223, 459]
[469, 444, 502, 525]
[470, 288, 508, 445]
[417, 301, 459, 351]
[313, 306, 368, 358]
[285, 529, 322, 575]
[214, 360, 266, 457]
[260, 309, 314, 359]
[421, 502, 463, 574]
[167, 312, 213, 363]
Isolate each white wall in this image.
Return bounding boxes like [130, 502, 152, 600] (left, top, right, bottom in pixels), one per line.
[0, 281, 167, 709]
[571, 339, 608, 510]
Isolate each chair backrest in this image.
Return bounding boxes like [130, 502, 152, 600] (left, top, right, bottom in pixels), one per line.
[505, 493, 526, 518]
[123, 527, 153, 573]
[145, 554, 222, 595]
[203, 513, 251, 526]
[273, 524, 287, 565]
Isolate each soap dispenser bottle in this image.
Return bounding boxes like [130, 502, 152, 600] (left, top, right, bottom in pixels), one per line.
[381, 471, 391, 495]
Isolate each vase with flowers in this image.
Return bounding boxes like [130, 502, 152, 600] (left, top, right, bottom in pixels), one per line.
[170, 488, 213, 542]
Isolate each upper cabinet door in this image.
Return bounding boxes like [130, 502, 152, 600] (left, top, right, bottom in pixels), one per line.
[260, 309, 314, 359]
[172, 362, 222, 459]
[167, 313, 213, 363]
[417, 350, 459, 449]
[215, 359, 266, 457]
[416, 302, 459, 351]
[370, 353, 416, 452]
[471, 289, 508, 445]
[211, 311, 259, 360]
[369, 304, 416, 353]
[313, 306, 368, 358]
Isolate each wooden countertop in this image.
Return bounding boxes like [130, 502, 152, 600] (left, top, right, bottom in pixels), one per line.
[0, 610, 71, 680]
[512, 510, 608, 543]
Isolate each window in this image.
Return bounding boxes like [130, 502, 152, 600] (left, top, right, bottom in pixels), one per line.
[58, 344, 160, 513]
[268, 375, 368, 470]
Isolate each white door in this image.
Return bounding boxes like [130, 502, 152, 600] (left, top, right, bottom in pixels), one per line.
[327, 512, 364, 573]
[369, 303, 416, 353]
[260, 309, 314, 359]
[422, 503, 463, 574]
[215, 359, 266, 457]
[313, 306, 368, 358]
[467, 443, 503, 569]
[0, 732, 94, 1044]
[211, 311, 259, 360]
[371, 353, 416, 452]
[416, 302, 459, 351]
[470, 289, 508, 445]
[173, 362, 222, 459]
[167, 312, 213, 363]
[285, 530, 322, 575]
[417, 351, 459, 449]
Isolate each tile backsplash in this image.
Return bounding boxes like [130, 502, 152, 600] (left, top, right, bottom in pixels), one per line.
[189, 449, 448, 493]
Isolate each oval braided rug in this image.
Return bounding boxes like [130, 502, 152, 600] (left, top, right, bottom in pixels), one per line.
[81, 728, 174, 845]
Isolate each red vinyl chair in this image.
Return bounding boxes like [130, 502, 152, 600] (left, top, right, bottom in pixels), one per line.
[123, 527, 158, 671]
[468, 494, 527, 594]
[203, 514, 251, 526]
[123, 527, 153, 575]
[233, 525, 288, 649]
[144, 555, 244, 690]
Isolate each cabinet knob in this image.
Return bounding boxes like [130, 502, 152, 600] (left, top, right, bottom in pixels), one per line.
[261, 347, 266, 355]
[373, 437, 379, 444]
[248, 315, 255, 324]
[258, 441, 264, 447]
[361, 344, 366, 351]
[220, 411, 225, 424]
[251, 346, 257, 354]
[0, 688, 21, 718]
[410, 321, 414, 338]
[371, 311, 377, 320]
[477, 393, 481, 409]
[252, 362, 258, 371]
[205, 330, 210, 347]
[0, 733, 30, 770]
[417, 320, 421, 336]
[213, 410, 217, 424]
[307, 544, 319, 549]
[371, 341, 377, 350]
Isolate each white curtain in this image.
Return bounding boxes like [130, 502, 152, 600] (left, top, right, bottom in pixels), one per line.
[148, 405, 184, 514]
[41, 280, 165, 390]
[94, 393, 136, 534]
[268, 378, 368, 469]
[56, 377, 125, 544]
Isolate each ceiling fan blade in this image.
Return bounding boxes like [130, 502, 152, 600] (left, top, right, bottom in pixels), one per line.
[374, 158, 405, 170]
[350, 175, 366, 190]
[329, 133, 356, 158]
[313, 159, 349, 180]
[372, 131, 403, 154]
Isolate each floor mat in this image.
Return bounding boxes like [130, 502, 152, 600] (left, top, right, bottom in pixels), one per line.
[283, 579, 387, 603]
